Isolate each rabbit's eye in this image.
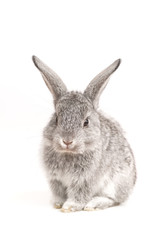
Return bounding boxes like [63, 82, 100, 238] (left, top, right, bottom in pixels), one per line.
[83, 118, 89, 127]
[56, 116, 58, 125]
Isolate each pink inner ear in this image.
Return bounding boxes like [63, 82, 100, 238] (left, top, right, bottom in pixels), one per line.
[32, 55, 67, 100]
[41, 73, 55, 96]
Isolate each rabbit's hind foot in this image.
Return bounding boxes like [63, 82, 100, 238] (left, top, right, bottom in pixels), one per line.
[84, 196, 115, 211]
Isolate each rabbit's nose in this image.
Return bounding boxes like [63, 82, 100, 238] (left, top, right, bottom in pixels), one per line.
[63, 140, 73, 146]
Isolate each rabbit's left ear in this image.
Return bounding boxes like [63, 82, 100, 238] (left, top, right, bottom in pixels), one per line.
[84, 59, 121, 108]
[32, 56, 67, 100]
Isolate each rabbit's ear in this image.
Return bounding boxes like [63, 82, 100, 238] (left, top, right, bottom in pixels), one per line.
[84, 59, 121, 108]
[32, 56, 67, 100]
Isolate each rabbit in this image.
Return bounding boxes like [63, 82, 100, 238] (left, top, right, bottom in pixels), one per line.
[32, 56, 136, 212]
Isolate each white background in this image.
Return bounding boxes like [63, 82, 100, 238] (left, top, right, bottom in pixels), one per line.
[0, 0, 160, 239]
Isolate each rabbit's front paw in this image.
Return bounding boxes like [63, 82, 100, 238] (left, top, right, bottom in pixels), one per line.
[61, 200, 84, 213]
[54, 202, 63, 209]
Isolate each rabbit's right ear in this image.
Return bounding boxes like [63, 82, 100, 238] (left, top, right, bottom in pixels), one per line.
[32, 56, 67, 100]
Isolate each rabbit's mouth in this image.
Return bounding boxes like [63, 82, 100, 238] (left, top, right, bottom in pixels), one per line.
[55, 140, 84, 154]
[58, 147, 83, 154]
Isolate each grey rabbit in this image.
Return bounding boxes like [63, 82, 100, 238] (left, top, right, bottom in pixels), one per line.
[32, 56, 136, 212]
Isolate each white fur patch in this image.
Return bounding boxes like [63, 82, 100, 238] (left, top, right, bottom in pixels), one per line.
[97, 176, 116, 199]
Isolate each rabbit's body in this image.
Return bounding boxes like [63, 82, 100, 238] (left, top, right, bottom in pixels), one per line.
[33, 56, 136, 212]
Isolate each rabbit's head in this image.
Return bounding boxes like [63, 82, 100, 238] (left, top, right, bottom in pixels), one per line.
[32, 56, 121, 154]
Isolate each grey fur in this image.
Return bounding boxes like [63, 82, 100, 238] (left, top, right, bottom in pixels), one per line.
[32, 56, 136, 212]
